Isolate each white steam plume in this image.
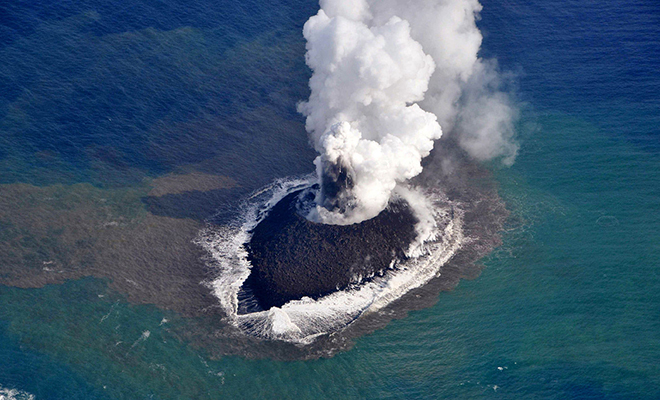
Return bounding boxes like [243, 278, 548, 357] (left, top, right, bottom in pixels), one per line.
[299, 0, 517, 225]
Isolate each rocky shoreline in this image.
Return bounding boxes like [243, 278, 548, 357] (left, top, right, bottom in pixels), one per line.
[243, 189, 418, 310]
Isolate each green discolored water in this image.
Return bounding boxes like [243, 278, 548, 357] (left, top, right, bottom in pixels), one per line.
[1, 112, 659, 399]
[1, 0, 659, 398]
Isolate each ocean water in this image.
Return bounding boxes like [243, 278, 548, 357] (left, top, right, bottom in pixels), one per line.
[1, 0, 659, 399]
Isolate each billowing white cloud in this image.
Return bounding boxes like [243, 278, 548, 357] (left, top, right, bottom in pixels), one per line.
[299, 0, 517, 224]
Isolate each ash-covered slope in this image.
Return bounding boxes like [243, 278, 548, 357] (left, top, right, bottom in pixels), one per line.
[244, 189, 418, 310]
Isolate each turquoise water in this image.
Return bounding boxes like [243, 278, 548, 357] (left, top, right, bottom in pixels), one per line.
[1, 0, 659, 398]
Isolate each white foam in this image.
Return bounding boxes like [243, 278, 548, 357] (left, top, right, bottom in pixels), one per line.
[0, 386, 35, 400]
[130, 330, 151, 348]
[198, 177, 464, 344]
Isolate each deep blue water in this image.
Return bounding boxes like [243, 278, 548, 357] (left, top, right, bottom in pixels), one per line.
[1, 0, 659, 398]
[480, 0, 660, 150]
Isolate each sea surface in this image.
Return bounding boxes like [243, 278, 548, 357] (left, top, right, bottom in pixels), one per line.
[1, 0, 659, 398]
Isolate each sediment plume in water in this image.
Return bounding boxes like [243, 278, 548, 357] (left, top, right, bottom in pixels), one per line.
[0, 0, 518, 361]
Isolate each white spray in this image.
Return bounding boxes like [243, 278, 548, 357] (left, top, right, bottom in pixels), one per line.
[299, 0, 517, 225]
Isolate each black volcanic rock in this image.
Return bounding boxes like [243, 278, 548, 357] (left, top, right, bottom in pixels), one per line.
[243, 189, 418, 310]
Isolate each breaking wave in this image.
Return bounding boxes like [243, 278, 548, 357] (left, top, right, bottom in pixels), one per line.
[0, 386, 35, 400]
[197, 176, 464, 344]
